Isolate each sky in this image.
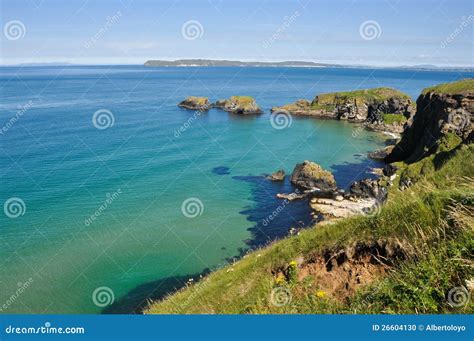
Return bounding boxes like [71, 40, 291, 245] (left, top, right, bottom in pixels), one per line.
[0, 0, 473, 66]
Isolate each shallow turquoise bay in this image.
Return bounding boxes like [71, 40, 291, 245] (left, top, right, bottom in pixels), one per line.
[0, 66, 472, 313]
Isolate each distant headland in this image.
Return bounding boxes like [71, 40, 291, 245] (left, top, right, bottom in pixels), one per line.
[143, 59, 474, 72]
[144, 59, 336, 68]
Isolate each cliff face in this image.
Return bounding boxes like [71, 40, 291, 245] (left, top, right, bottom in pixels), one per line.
[272, 88, 414, 128]
[386, 80, 473, 163]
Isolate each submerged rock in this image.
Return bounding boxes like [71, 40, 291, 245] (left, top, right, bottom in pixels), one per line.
[290, 161, 337, 192]
[276, 192, 307, 201]
[267, 169, 285, 181]
[214, 96, 262, 115]
[178, 96, 211, 110]
[368, 145, 395, 161]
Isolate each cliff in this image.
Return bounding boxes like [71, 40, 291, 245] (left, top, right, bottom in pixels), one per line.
[386, 79, 473, 163]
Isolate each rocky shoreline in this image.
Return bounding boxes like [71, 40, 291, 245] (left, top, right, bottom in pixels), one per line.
[178, 80, 473, 228]
[178, 96, 262, 114]
[268, 79, 473, 227]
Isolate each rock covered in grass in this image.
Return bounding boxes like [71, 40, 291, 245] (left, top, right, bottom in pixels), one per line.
[178, 96, 211, 110]
[271, 87, 414, 126]
[214, 96, 262, 115]
[386, 79, 474, 163]
[290, 161, 337, 192]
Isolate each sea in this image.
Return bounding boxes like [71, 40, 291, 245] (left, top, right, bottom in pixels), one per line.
[1, 65, 472, 313]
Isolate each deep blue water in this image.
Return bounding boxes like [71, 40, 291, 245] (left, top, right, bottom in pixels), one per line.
[0, 65, 472, 313]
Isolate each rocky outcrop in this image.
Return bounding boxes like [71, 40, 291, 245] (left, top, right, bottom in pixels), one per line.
[349, 178, 387, 202]
[267, 169, 285, 181]
[290, 161, 337, 193]
[310, 196, 378, 219]
[386, 79, 473, 163]
[272, 88, 414, 128]
[178, 97, 211, 110]
[214, 96, 262, 115]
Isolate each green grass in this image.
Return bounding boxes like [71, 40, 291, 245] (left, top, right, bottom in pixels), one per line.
[422, 78, 474, 95]
[146, 141, 474, 314]
[382, 113, 407, 125]
[185, 96, 209, 106]
[314, 87, 411, 107]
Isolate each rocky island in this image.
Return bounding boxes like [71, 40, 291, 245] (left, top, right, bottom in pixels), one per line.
[178, 96, 212, 111]
[177, 96, 262, 115]
[272, 87, 414, 133]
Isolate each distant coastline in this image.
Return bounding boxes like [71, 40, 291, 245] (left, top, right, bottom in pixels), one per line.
[1, 61, 472, 72]
[143, 59, 474, 72]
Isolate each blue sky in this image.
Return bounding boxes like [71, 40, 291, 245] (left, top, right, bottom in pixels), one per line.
[1, 0, 472, 66]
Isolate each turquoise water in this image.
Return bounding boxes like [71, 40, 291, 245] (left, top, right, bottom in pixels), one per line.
[1, 66, 472, 313]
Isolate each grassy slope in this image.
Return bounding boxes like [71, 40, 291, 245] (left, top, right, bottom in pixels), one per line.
[422, 78, 474, 95]
[147, 142, 474, 314]
[382, 113, 407, 125]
